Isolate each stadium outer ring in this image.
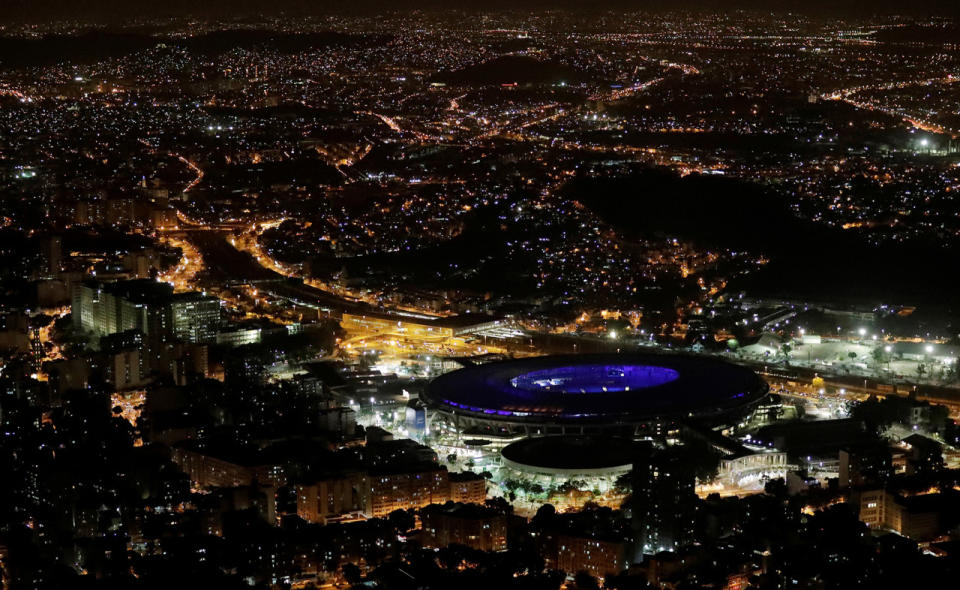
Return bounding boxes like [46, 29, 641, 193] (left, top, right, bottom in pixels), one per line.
[423, 353, 768, 438]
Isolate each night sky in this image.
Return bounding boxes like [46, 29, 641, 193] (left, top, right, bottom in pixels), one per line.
[3, 0, 959, 23]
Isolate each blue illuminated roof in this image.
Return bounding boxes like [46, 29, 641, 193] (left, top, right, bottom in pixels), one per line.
[509, 364, 679, 394]
[425, 353, 767, 422]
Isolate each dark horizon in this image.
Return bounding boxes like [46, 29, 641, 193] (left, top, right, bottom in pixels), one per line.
[3, 0, 959, 24]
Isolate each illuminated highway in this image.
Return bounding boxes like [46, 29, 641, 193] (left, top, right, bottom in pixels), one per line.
[823, 74, 960, 137]
[156, 233, 204, 292]
[177, 154, 205, 193]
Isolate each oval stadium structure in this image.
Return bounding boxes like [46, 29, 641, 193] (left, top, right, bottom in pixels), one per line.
[424, 353, 768, 438]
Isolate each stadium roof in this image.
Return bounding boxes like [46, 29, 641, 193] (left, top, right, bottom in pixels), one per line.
[425, 353, 767, 423]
